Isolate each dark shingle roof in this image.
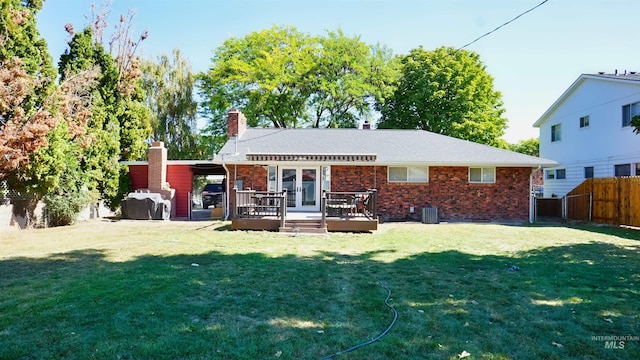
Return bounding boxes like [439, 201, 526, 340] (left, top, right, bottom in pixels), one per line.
[215, 128, 556, 167]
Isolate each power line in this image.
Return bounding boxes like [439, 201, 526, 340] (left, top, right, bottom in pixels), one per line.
[457, 0, 550, 51]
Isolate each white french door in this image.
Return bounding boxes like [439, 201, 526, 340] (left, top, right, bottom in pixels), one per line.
[280, 167, 320, 211]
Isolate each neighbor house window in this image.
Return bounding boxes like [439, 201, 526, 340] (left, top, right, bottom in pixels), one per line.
[551, 124, 561, 142]
[388, 166, 428, 183]
[546, 170, 555, 180]
[469, 167, 495, 183]
[636, 164, 640, 176]
[546, 169, 565, 180]
[622, 101, 640, 127]
[584, 166, 594, 179]
[579, 115, 590, 128]
[614, 164, 631, 177]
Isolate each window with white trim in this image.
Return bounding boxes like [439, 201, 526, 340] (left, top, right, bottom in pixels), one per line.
[546, 169, 566, 180]
[388, 166, 428, 183]
[551, 124, 561, 142]
[584, 166, 594, 179]
[579, 115, 590, 128]
[267, 166, 277, 191]
[622, 101, 640, 127]
[615, 164, 631, 177]
[469, 167, 495, 183]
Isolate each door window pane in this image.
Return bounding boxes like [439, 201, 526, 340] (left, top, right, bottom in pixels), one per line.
[301, 169, 316, 206]
[282, 169, 296, 207]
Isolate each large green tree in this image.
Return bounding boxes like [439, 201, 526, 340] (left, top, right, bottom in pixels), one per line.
[141, 49, 204, 159]
[199, 26, 316, 130]
[377, 46, 507, 146]
[0, 0, 59, 195]
[198, 26, 399, 145]
[58, 27, 121, 206]
[58, 23, 152, 209]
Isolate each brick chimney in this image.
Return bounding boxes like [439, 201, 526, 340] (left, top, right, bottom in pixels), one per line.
[148, 141, 167, 193]
[228, 109, 247, 139]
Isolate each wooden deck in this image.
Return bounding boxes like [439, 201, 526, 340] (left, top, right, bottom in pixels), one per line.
[231, 211, 378, 233]
[231, 190, 378, 233]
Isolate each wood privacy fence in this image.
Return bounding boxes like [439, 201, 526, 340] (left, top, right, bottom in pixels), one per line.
[565, 177, 640, 226]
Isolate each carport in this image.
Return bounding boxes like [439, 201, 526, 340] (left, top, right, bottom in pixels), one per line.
[124, 142, 229, 220]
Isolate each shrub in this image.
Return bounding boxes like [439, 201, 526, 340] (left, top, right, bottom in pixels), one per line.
[43, 190, 90, 227]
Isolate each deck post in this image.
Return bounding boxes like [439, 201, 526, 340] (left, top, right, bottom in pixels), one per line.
[370, 189, 378, 219]
[321, 190, 327, 229]
[233, 188, 237, 218]
[280, 189, 287, 228]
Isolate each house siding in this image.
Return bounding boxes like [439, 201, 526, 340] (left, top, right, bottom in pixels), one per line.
[127, 164, 192, 218]
[166, 165, 193, 218]
[128, 165, 149, 190]
[538, 77, 640, 197]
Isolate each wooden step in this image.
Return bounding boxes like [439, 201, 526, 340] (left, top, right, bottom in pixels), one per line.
[279, 219, 327, 234]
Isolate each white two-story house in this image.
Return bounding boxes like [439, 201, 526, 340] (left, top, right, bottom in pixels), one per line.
[534, 72, 640, 198]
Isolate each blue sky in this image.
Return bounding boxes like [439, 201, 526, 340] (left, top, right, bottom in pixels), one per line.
[36, 0, 640, 142]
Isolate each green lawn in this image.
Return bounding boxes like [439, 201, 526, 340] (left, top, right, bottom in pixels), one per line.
[1, 220, 639, 359]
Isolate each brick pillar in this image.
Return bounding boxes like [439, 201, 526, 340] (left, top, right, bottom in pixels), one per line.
[148, 141, 167, 193]
[228, 109, 247, 139]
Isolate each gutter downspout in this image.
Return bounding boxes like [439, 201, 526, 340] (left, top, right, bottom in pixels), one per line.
[529, 166, 540, 224]
[222, 163, 231, 220]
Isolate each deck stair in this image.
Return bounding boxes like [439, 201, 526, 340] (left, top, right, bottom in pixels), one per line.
[279, 219, 327, 234]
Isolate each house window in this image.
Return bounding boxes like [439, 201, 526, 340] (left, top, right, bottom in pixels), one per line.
[584, 166, 594, 179]
[267, 166, 277, 191]
[622, 101, 640, 127]
[388, 166, 428, 183]
[579, 115, 590, 128]
[636, 164, 640, 176]
[546, 169, 566, 180]
[469, 167, 495, 183]
[614, 164, 631, 177]
[321, 166, 331, 192]
[551, 124, 561, 142]
[546, 170, 554, 180]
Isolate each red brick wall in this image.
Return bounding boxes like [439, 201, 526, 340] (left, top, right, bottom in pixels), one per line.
[228, 165, 267, 214]
[332, 165, 531, 221]
[227, 164, 531, 221]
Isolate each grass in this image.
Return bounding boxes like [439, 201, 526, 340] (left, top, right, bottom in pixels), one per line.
[1, 220, 639, 359]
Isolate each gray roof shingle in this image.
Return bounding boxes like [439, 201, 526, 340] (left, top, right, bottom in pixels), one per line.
[215, 128, 556, 167]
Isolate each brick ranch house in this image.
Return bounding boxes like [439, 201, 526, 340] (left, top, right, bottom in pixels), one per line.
[212, 110, 557, 229]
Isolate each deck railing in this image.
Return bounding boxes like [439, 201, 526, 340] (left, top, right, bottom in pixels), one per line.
[323, 189, 377, 220]
[235, 190, 287, 226]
